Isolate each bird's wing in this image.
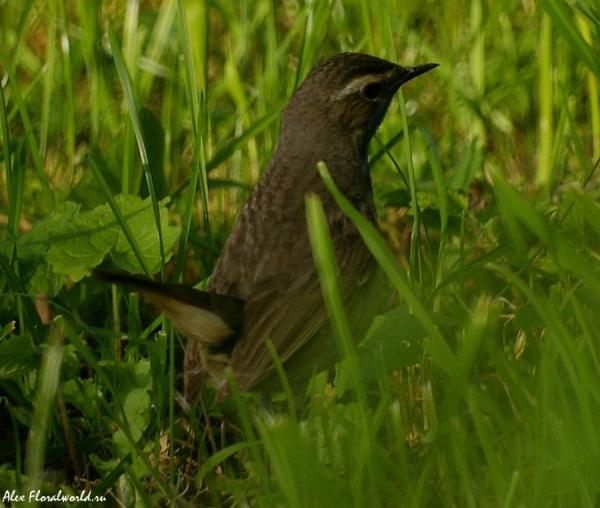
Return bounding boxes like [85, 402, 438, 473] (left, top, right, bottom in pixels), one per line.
[226, 202, 380, 392]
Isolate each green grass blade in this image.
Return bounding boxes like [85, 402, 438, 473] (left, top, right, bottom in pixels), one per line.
[107, 23, 166, 278]
[58, 0, 76, 183]
[3, 136, 25, 262]
[558, 83, 590, 179]
[539, 0, 600, 79]
[39, 0, 57, 161]
[493, 168, 600, 296]
[576, 13, 600, 160]
[0, 252, 44, 344]
[173, 96, 207, 280]
[316, 162, 457, 375]
[398, 87, 422, 285]
[0, 48, 54, 210]
[206, 104, 285, 172]
[305, 194, 368, 406]
[176, 0, 200, 135]
[265, 338, 297, 421]
[25, 321, 64, 507]
[8, 0, 35, 59]
[306, 192, 382, 508]
[418, 126, 448, 302]
[86, 155, 152, 276]
[138, 0, 177, 103]
[74, 0, 102, 144]
[537, 13, 553, 188]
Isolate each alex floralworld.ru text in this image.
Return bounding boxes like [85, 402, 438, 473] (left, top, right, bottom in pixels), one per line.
[3, 489, 107, 503]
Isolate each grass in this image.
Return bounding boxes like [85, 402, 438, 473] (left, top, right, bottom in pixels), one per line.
[1, 0, 600, 506]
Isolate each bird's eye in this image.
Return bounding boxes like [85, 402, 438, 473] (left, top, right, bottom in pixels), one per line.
[361, 82, 382, 101]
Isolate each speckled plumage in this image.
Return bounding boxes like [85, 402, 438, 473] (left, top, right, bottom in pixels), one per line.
[184, 53, 437, 403]
[96, 53, 437, 405]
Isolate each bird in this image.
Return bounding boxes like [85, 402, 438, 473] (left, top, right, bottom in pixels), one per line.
[95, 52, 437, 406]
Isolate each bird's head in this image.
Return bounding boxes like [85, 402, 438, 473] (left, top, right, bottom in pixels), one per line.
[281, 53, 437, 153]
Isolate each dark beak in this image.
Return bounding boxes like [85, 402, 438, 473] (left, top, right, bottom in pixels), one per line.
[396, 62, 439, 87]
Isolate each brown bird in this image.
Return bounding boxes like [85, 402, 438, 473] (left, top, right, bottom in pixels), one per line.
[96, 53, 437, 405]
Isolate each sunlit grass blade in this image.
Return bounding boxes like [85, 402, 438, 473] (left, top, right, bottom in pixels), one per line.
[539, 0, 600, 79]
[4, 136, 25, 262]
[2, 134, 27, 337]
[293, 1, 332, 86]
[206, 105, 285, 172]
[255, 416, 348, 508]
[107, 23, 166, 278]
[174, 0, 214, 279]
[397, 87, 422, 285]
[445, 296, 492, 410]
[0, 48, 54, 210]
[39, 0, 57, 161]
[74, 0, 104, 144]
[306, 192, 383, 508]
[25, 321, 64, 508]
[305, 194, 368, 405]
[265, 338, 297, 421]
[176, 0, 200, 133]
[537, 13, 553, 189]
[195, 441, 253, 486]
[8, 0, 35, 58]
[0, 77, 11, 188]
[576, 12, 600, 160]
[464, 384, 507, 503]
[58, 0, 76, 182]
[560, 84, 591, 178]
[418, 126, 449, 300]
[172, 98, 205, 281]
[138, 0, 177, 104]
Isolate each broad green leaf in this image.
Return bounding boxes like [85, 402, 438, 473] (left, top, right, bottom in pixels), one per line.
[61, 378, 100, 420]
[0, 334, 41, 379]
[17, 194, 180, 293]
[110, 358, 152, 462]
[357, 305, 425, 381]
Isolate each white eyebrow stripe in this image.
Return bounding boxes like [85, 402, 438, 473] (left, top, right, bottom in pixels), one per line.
[330, 69, 396, 101]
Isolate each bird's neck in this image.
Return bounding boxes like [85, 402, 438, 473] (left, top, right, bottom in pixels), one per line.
[275, 122, 373, 195]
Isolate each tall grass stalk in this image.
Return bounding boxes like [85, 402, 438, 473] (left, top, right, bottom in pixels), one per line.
[108, 24, 166, 277]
